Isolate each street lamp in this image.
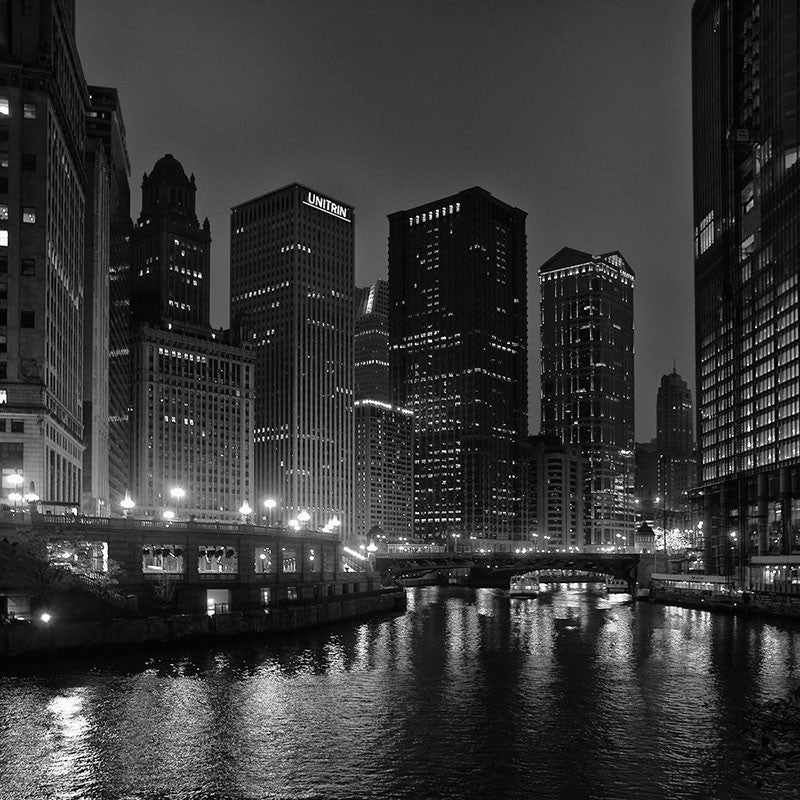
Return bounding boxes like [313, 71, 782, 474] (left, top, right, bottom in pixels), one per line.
[120, 491, 135, 518]
[263, 497, 277, 525]
[8, 491, 21, 510]
[287, 518, 300, 531]
[239, 500, 252, 524]
[298, 510, 311, 528]
[169, 486, 186, 519]
[162, 509, 175, 521]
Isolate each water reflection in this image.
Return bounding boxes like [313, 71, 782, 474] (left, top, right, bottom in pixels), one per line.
[1, 587, 799, 799]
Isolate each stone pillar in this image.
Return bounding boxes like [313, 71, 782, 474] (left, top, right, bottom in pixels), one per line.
[780, 467, 792, 555]
[238, 533, 256, 581]
[757, 472, 769, 555]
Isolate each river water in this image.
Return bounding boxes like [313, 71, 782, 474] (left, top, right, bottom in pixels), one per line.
[1, 585, 799, 800]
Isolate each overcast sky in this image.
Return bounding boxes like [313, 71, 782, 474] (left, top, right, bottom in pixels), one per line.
[77, 0, 694, 441]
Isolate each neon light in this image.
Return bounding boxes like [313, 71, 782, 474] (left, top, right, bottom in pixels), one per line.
[303, 191, 350, 222]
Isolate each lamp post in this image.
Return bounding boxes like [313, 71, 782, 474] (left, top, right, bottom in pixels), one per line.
[24, 482, 39, 512]
[7, 472, 23, 511]
[263, 497, 277, 525]
[287, 518, 300, 532]
[120, 491, 135, 519]
[239, 500, 252, 524]
[169, 486, 186, 520]
[298, 510, 311, 529]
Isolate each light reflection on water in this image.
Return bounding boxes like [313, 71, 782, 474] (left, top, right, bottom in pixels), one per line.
[1, 585, 799, 799]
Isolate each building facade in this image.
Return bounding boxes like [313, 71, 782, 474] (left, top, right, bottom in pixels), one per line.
[0, 0, 87, 505]
[230, 184, 354, 535]
[528, 434, 585, 550]
[693, 0, 800, 573]
[656, 369, 696, 531]
[87, 86, 131, 512]
[389, 187, 527, 540]
[129, 155, 253, 521]
[353, 280, 413, 541]
[539, 247, 635, 546]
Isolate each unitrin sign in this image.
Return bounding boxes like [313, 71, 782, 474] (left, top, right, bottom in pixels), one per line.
[302, 191, 351, 222]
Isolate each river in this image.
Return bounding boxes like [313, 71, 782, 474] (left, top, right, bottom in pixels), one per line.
[1, 585, 799, 800]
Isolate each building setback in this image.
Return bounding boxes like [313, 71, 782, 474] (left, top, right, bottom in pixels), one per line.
[389, 187, 527, 540]
[354, 280, 413, 541]
[692, 0, 800, 572]
[0, 0, 87, 504]
[129, 155, 253, 521]
[539, 247, 635, 546]
[230, 184, 354, 534]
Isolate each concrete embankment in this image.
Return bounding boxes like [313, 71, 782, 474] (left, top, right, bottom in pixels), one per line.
[0, 588, 406, 659]
[653, 588, 800, 619]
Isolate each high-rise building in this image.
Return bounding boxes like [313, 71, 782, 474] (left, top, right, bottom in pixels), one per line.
[230, 184, 354, 534]
[0, 0, 87, 504]
[656, 369, 695, 531]
[389, 187, 527, 540]
[528, 434, 585, 550]
[693, 0, 800, 572]
[354, 280, 413, 541]
[86, 86, 132, 512]
[539, 247, 635, 546]
[129, 155, 253, 521]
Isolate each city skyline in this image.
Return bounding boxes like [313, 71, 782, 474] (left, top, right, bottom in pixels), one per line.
[76, 0, 695, 441]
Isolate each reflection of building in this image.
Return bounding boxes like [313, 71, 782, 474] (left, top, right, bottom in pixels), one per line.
[354, 281, 413, 540]
[230, 184, 354, 533]
[528, 434, 584, 549]
[656, 369, 695, 530]
[0, 0, 88, 504]
[389, 187, 528, 540]
[129, 156, 253, 521]
[86, 87, 132, 511]
[539, 247, 635, 546]
[693, 0, 800, 574]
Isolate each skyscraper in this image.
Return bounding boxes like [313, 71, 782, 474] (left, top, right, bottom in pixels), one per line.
[129, 155, 253, 521]
[539, 247, 635, 546]
[656, 369, 695, 531]
[86, 86, 132, 512]
[0, 0, 87, 504]
[389, 187, 527, 540]
[693, 0, 800, 572]
[230, 184, 354, 534]
[354, 280, 413, 541]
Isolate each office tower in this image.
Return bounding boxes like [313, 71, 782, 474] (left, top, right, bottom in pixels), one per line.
[230, 184, 354, 533]
[693, 0, 800, 572]
[528, 434, 585, 550]
[634, 438, 659, 521]
[354, 280, 413, 540]
[656, 369, 695, 531]
[539, 247, 635, 546]
[87, 86, 132, 512]
[82, 109, 110, 515]
[129, 155, 253, 521]
[0, 0, 86, 504]
[389, 187, 527, 540]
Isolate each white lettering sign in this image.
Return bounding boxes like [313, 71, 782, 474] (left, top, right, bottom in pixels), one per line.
[303, 191, 351, 222]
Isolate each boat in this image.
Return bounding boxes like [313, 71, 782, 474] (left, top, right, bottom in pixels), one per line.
[604, 577, 630, 594]
[509, 571, 541, 597]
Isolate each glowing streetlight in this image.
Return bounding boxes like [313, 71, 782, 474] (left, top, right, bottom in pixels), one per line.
[263, 497, 277, 525]
[297, 510, 311, 528]
[169, 486, 186, 520]
[287, 518, 300, 531]
[120, 491, 135, 518]
[162, 509, 175, 521]
[239, 500, 252, 524]
[8, 491, 21, 509]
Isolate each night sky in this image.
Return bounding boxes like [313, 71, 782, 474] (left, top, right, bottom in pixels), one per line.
[77, 0, 694, 441]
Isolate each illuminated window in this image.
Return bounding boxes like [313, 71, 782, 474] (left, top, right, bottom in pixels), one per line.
[23, 103, 36, 119]
[0, 231, 7, 247]
[0, 205, 6, 221]
[0, 98, 8, 116]
[0, 390, 6, 404]
[22, 208, 35, 224]
[0, 153, 7, 168]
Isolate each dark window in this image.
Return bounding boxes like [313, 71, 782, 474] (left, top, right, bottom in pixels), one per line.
[0, 152, 7, 168]
[20, 310, 34, 328]
[0, 421, 6, 432]
[0, 363, 6, 380]
[0, 258, 6, 274]
[0, 177, 7, 193]
[0, 282, 7, 300]
[10, 420, 23, 433]
[21, 154, 35, 171]
[21, 259, 34, 276]
[23, 103, 36, 119]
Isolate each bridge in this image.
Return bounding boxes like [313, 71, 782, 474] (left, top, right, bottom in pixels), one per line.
[375, 551, 646, 586]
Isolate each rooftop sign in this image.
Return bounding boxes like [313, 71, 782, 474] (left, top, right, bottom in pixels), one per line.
[303, 191, 351, 222]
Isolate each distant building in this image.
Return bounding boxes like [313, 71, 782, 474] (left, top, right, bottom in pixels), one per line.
[86, 86, 132, 512]
[353, 280, 413, 541]
[389, 187, 528, 540]
[539, 247, 635, 546]
[0, 0, 88, 504]
[528, 434, 585, 550]
[634, 438, 659, 521]
[129, 155, 253, 521]
[656, 369, 695, 531]
[692, 0, 800, 572]
[230, 184, 354, 534]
